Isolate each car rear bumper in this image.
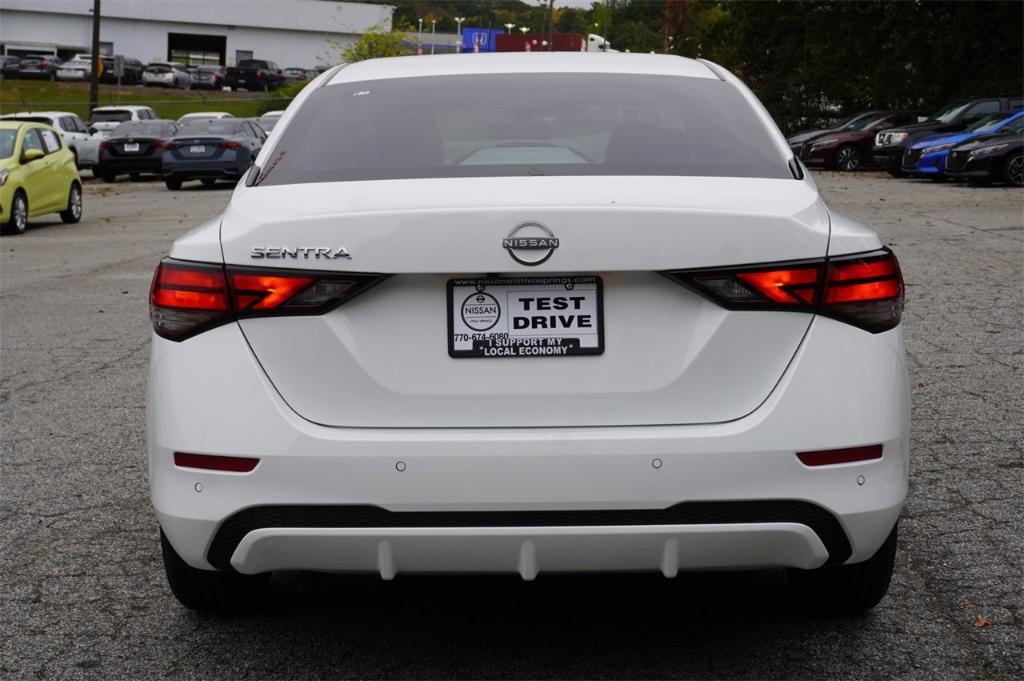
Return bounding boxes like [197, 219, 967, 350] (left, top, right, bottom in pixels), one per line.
[162, 157, 246, 179]
[150, 315, 910, 577]
[99, 156, 163, 173]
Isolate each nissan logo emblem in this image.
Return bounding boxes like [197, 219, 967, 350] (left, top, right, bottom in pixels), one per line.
[502, 222, 559, 266]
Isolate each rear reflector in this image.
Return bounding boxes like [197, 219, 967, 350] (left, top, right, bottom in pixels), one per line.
[797, 445, 883, 467]
[150, 259, 388, 341]
[664, 248, 904, 333]
[174, 452, 260, 472]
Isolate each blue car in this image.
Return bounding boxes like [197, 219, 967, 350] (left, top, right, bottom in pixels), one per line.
[901, 111, 1024, 178]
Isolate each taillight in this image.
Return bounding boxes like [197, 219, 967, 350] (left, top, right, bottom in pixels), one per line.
[664, 248, 903, 333]
[156, 141, 177, 150]
[216, 141, 242, 149]
[99, 141, 112, 150]
[150, 260, 230, 341]
[256, 69, 265, 79]
[149, 259, 387, 341]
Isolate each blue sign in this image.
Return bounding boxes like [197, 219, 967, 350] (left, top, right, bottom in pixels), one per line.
[461, 28, 504, 53]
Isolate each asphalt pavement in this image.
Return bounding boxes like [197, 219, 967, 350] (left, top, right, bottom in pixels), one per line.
[1, 173, 1021, 680]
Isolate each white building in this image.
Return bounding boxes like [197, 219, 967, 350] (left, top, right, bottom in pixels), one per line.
[0, 0, 393, 68]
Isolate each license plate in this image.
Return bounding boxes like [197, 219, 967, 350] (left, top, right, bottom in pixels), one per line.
[189, 145, 206, 153]
[447, 276, 604, 358]
[123, 143, 139, 152]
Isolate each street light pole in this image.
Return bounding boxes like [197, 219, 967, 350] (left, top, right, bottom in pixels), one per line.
[454, 17, 465, 53]
[89, 0, 101, 114]
[431, 20, 436, 55]
[417, 18, 423, 55]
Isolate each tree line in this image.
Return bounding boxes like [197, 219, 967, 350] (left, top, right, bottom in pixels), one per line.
[349, 1, 1023, 133]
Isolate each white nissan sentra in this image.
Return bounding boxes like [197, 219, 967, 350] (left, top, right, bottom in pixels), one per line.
[148, 53, 909, 613]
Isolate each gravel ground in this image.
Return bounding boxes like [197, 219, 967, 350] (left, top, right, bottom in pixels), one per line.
[1, 173, 1021, 680]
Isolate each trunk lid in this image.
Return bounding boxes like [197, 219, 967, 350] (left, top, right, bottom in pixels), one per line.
[218, 176, 829, 428]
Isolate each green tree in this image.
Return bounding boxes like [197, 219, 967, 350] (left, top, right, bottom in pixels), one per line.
[340, 23, 412, 63]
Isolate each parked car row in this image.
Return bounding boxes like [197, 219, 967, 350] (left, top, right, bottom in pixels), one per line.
[1, 54, 64, 80]
[0, 107, 280, 184]
[3, 52, 317, 91]
[0, 104, 285, 234]
[97, 116, 269, 189]
[789, 96, 1024, 186]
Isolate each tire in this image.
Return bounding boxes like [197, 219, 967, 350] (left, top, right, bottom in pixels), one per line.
[201, 178, 217, 187]
[165, 177, 182, 191]
[160, 530, 268, 613]
[129, 173, 141, 182]
[60, 182, 82, 224]
[2, 191, 28, 235]
[102, 170, 117, 183]
[886, 168, 904, 178]
[834, 144, 861, 171]
[789, 521, 898, 614]
[1005, 153, 1023, 187]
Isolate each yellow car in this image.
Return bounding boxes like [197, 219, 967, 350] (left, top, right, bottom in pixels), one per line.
[1, 120, 82, 235]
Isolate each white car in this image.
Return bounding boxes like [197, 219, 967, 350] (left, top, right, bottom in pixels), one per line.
[177, 112, 235, 123]
[0, 110, 95, 169]
[89, 105, 158, 137]
[143, 62, 190, 89]
[56, 54, 92, 81]
[148, 53, 909, 614]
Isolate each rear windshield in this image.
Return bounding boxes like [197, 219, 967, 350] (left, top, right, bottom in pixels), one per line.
[259, 73, 789, 185]
[0, 130, 16, 159]
[176, 119, 244, 136]
[145, 65, 172, 73]
[110, 121, 172, 137]
[91, 110, 132, 123]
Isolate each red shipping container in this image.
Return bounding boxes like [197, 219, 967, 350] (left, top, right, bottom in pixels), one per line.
[494, 33, 584, 52]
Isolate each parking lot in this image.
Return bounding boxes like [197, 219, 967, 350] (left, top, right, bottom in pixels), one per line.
[0, 173, 1021, 680]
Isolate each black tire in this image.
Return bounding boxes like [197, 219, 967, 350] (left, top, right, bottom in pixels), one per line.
[1005, 153, 1023, 187]
[886, 168, 905, 178]
[165, 177, 182, 191]
[102, 170, 117, 183]
[201, 178, 217, 187]
[60, 182, 83, 224]
[789, 521, 898, 614]
[160, 530, 268, 613]
[2, 191, 28, 235]
[834, 144, 861, 171]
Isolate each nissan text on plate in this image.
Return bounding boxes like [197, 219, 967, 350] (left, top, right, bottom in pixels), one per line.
[147, 52, 909, 614]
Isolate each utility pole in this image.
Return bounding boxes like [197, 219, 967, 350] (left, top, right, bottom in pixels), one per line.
[89, 0, 101, 113]
[547, 0, 555, 51]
